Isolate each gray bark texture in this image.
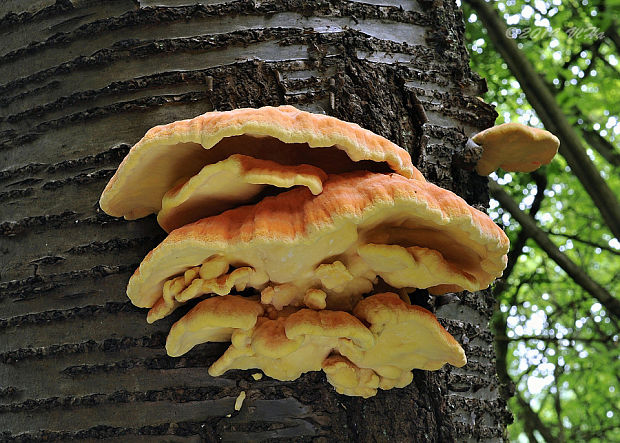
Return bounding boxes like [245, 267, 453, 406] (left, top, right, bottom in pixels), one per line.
[0, 0, 510, 441]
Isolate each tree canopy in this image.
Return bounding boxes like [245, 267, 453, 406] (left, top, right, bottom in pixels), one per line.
[461, 0, 619, 441]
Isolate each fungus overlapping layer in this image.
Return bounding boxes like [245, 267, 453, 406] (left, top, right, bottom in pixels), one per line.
[166, 292, 466, 398]
[128, 172, 509, 320]
[99, 105, 421, 228]
[473, 122, 560, 175]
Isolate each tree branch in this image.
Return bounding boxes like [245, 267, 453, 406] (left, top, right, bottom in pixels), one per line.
[495, 335, 616, 345]
[599, 53, 620, 74]
[516, 391, 560, 443]
[545, 230, 620, 255]
[581, 128, 620, 167]
[553, 357, 566, 443]
[560, 39, 602, 91]
[568, 102, 620, 167]
[494, 172, 548, 297]
[562, 41, 596, 70]
[574, 424, 620, 441]
[491, 172, 547, 408]
[465, 0, 620, 240]
[575, 41, 602, 85]
[605, 20, 620, 51]
[490, 182, 620, 318]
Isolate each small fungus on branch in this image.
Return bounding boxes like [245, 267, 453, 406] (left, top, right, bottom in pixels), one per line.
[234, 391, 246, 411]
[472, 122, 560, 175]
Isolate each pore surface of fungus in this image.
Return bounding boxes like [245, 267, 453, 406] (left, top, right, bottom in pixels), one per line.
[157, 154, 328, 232]
[128, 171, 509, 319]
[472, 122, 560, 175]
[100, 105, 422, 222]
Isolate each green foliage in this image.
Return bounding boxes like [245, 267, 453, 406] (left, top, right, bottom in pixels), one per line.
[462, 0, 619, 441]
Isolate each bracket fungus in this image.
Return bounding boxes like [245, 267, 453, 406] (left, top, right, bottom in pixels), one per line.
[99, 105, 422, 231]
[128, 171, 508, 320]
[472, 122, 560, 175]
[101, 107, 511, 397]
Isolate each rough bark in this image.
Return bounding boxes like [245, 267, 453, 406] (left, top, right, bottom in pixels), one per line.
[0, 1, 509, 441]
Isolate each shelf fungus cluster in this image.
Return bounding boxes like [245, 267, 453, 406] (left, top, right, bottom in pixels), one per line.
[100, 106, 510, 397]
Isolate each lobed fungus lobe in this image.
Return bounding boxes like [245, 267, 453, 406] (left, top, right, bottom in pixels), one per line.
[125, 171, 506, 397]
[166, 292, 466, 398]
[157, 154, 328, 232]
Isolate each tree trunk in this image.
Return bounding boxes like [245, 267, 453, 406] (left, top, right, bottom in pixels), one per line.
[0, 1, 509, 441]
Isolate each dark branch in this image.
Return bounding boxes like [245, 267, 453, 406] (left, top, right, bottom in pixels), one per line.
[545, 230, 620, 255]
[581, 128, 620, 167]
[575, 40, 603, 85]
[494, 172, 548, 297]
[516, 391, 560, 443]
[553, 358, 566, 443]
[605, 20, 620, 51]
[495, 335, 616, 345]
[491, 172, 547, 409]
[574, 424, 620, 441]
[562, 41, 597, 71]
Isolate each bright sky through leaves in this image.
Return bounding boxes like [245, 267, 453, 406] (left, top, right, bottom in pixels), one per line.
[463, 0, 619, 441]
